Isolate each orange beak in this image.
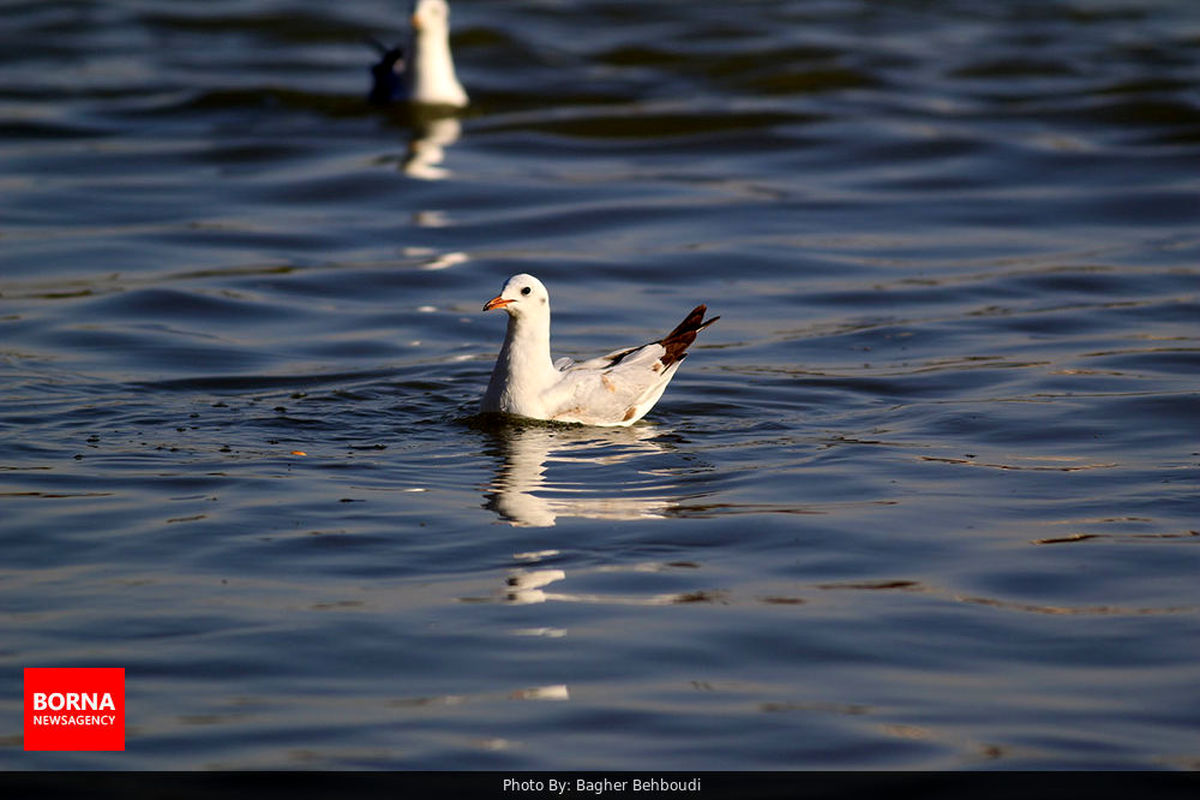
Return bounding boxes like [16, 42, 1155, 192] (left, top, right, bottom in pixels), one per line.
[483, 296, 512, 312]
[411, 13, 422, 31]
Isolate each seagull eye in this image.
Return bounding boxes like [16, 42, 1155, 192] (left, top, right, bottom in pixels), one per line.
[521, 287, 532, 296]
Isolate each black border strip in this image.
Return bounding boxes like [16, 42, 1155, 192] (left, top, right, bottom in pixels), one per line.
[0, 771, 1197, 800]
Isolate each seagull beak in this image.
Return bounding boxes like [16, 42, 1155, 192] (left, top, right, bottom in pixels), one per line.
[411, 13, 422, 31]
[483, 296, 512, 312]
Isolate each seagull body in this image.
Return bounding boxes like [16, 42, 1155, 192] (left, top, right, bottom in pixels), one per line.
[480, 274, 718, 427]
[368, 0, 467, 107]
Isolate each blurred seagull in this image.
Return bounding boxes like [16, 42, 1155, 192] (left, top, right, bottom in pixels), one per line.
[368, 0, 467, 107]
[481, 274, 718, 426]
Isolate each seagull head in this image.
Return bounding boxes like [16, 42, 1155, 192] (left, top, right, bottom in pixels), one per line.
[411, 0, 451, 34]
[483, 273, 550, 317]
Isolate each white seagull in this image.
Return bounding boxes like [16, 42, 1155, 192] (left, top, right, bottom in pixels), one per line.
[370, 0, 467, 107]
[480, 274, 718, 426]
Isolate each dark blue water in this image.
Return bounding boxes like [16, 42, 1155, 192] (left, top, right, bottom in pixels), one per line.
[2, 0, 1198, 770]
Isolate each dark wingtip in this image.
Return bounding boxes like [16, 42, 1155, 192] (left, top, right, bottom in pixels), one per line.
[660, 304, 718, 366]
[367, 38, 406, 105]
[365, 36, 405, 67]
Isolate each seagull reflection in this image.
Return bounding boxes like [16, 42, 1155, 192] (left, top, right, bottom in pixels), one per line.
[505, 568, 567, 604]
[480, 422, 680, 527]
[499, 561, 722, 608]
[402, 111, 461, 180]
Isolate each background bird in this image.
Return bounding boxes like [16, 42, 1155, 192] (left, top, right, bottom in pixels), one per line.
[367, 0, 467, 107]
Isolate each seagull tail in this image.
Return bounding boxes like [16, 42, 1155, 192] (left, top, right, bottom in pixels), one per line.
[660, 304, 719, 366]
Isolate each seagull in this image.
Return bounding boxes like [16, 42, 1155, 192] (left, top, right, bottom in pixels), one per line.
[367, 0, 467, 107]
[480, 274, 718, 426]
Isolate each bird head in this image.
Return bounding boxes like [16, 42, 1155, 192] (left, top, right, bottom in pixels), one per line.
[411, 0, 450, 33]
[483, 274, 550, 318]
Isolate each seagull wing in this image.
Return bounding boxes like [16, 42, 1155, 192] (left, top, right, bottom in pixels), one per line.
[542, 305, 719, 426]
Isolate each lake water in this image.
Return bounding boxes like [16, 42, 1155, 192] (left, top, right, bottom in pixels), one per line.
[2, 0, 1198, 771]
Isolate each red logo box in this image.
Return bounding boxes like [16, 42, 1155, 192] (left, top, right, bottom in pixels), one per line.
[24, 667, 125, 751]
